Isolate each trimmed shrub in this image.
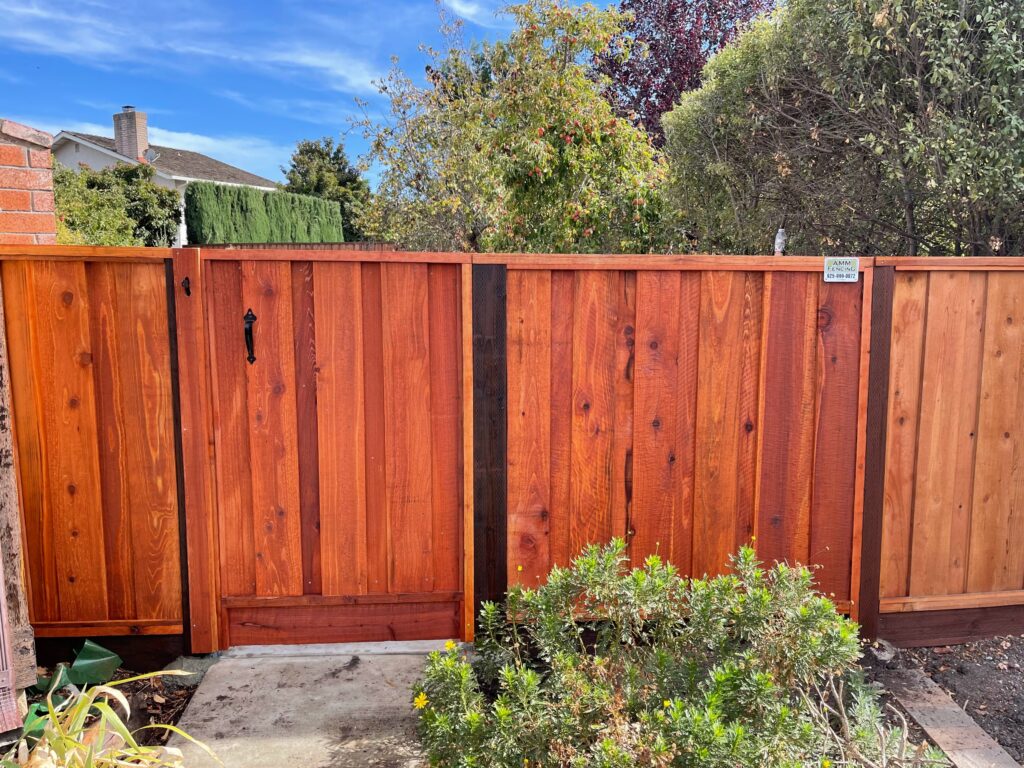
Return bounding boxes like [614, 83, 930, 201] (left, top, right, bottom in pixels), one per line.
[415, 541, 946, 767]
[184, 181, 344, 244]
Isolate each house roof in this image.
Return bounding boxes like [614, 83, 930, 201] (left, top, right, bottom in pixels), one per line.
[61, 132, 278, 189]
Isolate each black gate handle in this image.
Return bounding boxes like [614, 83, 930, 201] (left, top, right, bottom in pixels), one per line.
[244, 309, 257, 364]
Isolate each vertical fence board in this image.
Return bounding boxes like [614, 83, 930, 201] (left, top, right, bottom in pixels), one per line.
[880, 273, 928, 599]
[361, 264, 389, 594]
[632, 272, 684, 566]
[382, 263, 435, 593]
[313, 262, 367, 596]
[967, 273, 1024, 593]
[1, 262, 56, 621]
[291, 261, 322, 595]
[811, 281, 862, 602]
[507, 270, 552, 584]
[909, 271, 986, 597]
[569, 271, 620, 554]
[548, 272, 573, 568]
[428, 264, 462, 592]
[241, 261, 304, 597]
[610, 272, 636, 550]
[756, 272, 818, 566]
[206, 262, 256, 598]
[693, 272, 760, 577]
[32, 261, 108, 620]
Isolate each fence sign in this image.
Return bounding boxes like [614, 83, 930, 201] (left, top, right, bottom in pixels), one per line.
[823, 257, 860, 282]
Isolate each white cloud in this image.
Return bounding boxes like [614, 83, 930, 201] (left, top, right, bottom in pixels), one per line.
[445, 0, 508, 29]
[0, 0, 384, 95]
[217, 90, 361, 128]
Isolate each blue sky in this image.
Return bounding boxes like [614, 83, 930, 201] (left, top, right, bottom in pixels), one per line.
[0, 0, 514, 184]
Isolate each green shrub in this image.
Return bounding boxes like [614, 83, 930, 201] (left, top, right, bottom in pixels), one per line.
[415, 541, 945, 767]
[184, 181, 344, 244]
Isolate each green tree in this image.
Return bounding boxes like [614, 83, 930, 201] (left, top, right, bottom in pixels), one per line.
[663, 0, 1024, 256]
[54, 163, 181, 247]
[359, 1, 665, 253]
[282, 137, 369, 242]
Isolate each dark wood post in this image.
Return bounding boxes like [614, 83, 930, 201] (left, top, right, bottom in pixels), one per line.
[858, 265, 895, 639]
[472, 265, 507, 615]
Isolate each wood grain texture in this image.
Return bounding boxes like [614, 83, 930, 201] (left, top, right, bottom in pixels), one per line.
[172, 248, 220, 651]
[291, 261, 321, 595]
[205, 262, 256, 598]
[506, 270, 551, 585]
[381, 263, 435, 593]
[461, 263, 475, 641]
[88, 263, 180, 621]
[361, 264, 389, 594]
[879, 272, 928, 599]
[31, 260, 108, 620]
[693, 271, 762, 577]
[313, 262, 367, 596]
[241, 261, 304, 597]
[966, 273, 1024, 593]
[909, 271, 986, 597]
[756, 272, 818, 567]
[569, 271, 620, 555]
[548, 271, 573, 569]
[2, 261, 56, 622]
[810, 281, 862, 602]
[428, 264, 462, 593]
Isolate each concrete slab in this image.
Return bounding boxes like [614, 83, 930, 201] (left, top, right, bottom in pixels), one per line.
[171, 652, 429, 768]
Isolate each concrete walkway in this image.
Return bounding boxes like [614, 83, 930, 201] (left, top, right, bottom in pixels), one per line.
[171, 641, 446, 768]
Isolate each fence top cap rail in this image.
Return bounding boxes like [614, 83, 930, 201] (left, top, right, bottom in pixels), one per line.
[199, 247, 471, 264]
[0, 244, 180, 263]
[473, 253, 874, 271]
[876, 256, 1024, 270]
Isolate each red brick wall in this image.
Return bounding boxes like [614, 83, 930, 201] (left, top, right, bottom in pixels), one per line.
[0, 120, 56, 245]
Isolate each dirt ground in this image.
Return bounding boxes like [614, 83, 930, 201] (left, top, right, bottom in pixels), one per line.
[864, 635, 1024, 763]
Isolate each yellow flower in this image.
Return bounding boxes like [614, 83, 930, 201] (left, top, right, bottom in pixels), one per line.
[822, 761, 832, 768]
[445, 640, 457, 652]
[413, 692, 429, 710]
[517, 564, 524, 572]
[663, 700, 671, 708]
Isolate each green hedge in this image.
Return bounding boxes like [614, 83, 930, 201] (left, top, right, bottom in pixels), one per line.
[184, 181, 344, 244]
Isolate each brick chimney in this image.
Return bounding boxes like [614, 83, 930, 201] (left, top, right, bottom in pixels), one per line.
[113, 105, 148, 161]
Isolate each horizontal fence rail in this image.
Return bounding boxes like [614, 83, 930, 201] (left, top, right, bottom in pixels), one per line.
[1, 245, 1023, 650]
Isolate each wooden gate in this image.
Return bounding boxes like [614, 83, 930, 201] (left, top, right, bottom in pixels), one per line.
[488, 255, 870, 613]
[173, 249, 473, 651]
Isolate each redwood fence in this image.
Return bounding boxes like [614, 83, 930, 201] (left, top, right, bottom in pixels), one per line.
[1, 245, 1021, 652]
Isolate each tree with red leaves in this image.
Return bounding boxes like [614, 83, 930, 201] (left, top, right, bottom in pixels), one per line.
[596, 0, 773, 145]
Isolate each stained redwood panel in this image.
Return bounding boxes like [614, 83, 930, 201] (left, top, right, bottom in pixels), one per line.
[313, 262, 367, 596]
[88, 263, 180, 621]
[506, 270, 551, 584]
[30, 260, 108, 620]
[756, 272, 818, 567]
[381, 262, 435, 593]
[610, 272, 636, 553]
[361, 264, 389, 594]
[548, 272, 573, 568]
[632, 271, 684, 566]
[909, 271, 986, 598]
[810, 281, 862, 602]
[569, 271, 619, 556]
[2, 261, 56, 621]
[206, 261, 256, 597]
[692, 271, 761, 577]
[241, 261, 303, 597]
[428, 265, 462, 592]
[291, 261, 322, 594]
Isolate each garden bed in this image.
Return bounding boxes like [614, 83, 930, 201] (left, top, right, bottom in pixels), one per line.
[865, 636, 1024, 763]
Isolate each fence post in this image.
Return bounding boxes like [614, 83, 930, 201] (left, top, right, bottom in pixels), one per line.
[472, 264, 508, 615]
[858, 265, 895, 639]
[170, 248, 220, 652]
